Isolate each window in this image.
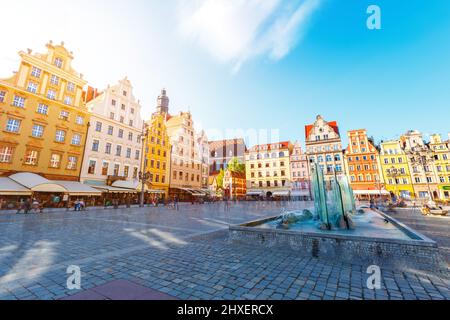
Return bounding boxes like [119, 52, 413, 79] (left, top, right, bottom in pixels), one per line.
[129, 120, 133, 127]
[126, 148, 131, 158]
[88, 160, 96, 174]
[50, 75, 59, 85]
[31, 67, 41, 78]
[121, 104, 126, 110]
[116, 145, 122, 156]
[12, 96, 25, 107]
[50, 154, 61, 168]
[133, 167, 138, 179]
[118, 129, 124, 138]
[113, 164, 120, 176]
[95, 122, 102, 132]
[54, 58, 63, 68]
[59, 110, 70, 121]
[123, 90, 127, 96]
[47, 89, 56, 100]
[135, 150, 140, 160]
[92, 140, 99, 151]
[27, 81, 38, 93]
[37, 103, 48, 115]
[0, 91, 5, 103]
[128, 132, 133, 141]
[107, 126, 114, 135]
[110, 112, 115, 120]
[55, 130, 66, 142]
[67, 156, 78, 170]
[124, 166, 129, 178]
[105, 143, 112, 154]
[6, 119, 21, 133]
[71, 134, 81, 146]
[111, 99, 116, 106]
[131, 108, 135, 114]
[120, 116, 124, 123]
[75, 116, 84, 125]
[102, 162, 109, 176]
[24, 150, 39, 165]
[0, 146, 13, 163]
[67, 82, 75, 92]
[64, 96, 72, 106]
[31, 124, 44, 138]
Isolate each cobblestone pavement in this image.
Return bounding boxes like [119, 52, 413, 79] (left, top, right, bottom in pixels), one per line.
[0, 202, 449, 300]
[386, 208, 450, 264]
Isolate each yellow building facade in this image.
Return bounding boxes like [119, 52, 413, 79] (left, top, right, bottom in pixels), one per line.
[143, 112, 171, 198]
[0, 42, 88, 181]
[379, 140, 415, 199]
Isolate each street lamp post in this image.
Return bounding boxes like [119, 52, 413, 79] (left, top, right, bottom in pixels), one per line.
[408, 146, 434, 205]
[138, 171, 151, 207]
[387, 166, 399, 200]
[138, 123, 150, 208]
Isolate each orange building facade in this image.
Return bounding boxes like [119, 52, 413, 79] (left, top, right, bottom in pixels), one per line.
[344, 129, 385, 198]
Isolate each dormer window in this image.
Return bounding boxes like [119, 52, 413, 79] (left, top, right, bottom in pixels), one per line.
[54, 58, 63, 68]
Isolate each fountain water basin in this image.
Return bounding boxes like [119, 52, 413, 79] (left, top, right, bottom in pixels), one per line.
[229, 208, 444, 272]
[229, 163, 445, 272]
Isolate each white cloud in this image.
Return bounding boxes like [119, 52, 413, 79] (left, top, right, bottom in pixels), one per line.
[177, 0, 320, 72]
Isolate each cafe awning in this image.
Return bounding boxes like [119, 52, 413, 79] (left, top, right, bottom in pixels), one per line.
[53, 181, 102, 196]
[246, 190, 264, 196]
[291, 190, 310, 197]
[0, 178, 32, 196]
[272, 190, 291, 197]
[92, 185, 136, 193]
[148, 189, 166, 194]
[8, 173, 66, 193]
[353, 190, 390, 196]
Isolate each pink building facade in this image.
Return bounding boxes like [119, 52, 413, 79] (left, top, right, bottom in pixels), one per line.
[290, 141, 311, 200]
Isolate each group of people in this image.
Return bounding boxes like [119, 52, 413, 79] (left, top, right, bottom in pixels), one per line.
[73, 199, 86, 212]
[16, 198, 44, 214]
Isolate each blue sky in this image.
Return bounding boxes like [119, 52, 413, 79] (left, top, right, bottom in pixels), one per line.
[1, 0, 449, 147]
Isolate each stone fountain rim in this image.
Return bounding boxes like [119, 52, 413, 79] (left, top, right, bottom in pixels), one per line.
[229, 209, 438, 248]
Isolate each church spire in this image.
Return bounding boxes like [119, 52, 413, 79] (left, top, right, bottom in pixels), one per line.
[156, 88, 169, 114]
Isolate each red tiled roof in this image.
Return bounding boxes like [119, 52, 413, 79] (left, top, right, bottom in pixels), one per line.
[209, 139, 246, 151]
[305, 121, 339, 139]
[249, 141, 291, 151]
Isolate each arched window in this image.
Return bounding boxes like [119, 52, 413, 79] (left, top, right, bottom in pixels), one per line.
[326, 155, 332, 162]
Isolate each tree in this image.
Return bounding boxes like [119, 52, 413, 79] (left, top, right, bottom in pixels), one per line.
[227, 157, 245, 173]
[216, 169, 225, 189]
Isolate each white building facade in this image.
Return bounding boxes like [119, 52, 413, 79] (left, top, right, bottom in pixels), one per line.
[80, 78, 143, 186]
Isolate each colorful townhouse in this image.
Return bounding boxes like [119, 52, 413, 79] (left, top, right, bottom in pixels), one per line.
[223, 169, 247, 199]
[290, 141, 311, 200]
[379, 140, 415, 199]
[401, 130, 439, 200]
[429, 133, 450, 200]
[142, 90, 172, 198]
[80, 78, 144, 187]
[0, 41, 88, 181]
[305, 115, 345, 182]
[245, 141, 294, 198]
[344, 129, 386, 199]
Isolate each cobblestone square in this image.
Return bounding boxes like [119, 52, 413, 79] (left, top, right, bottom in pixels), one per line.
[0, 202, 449, 300]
